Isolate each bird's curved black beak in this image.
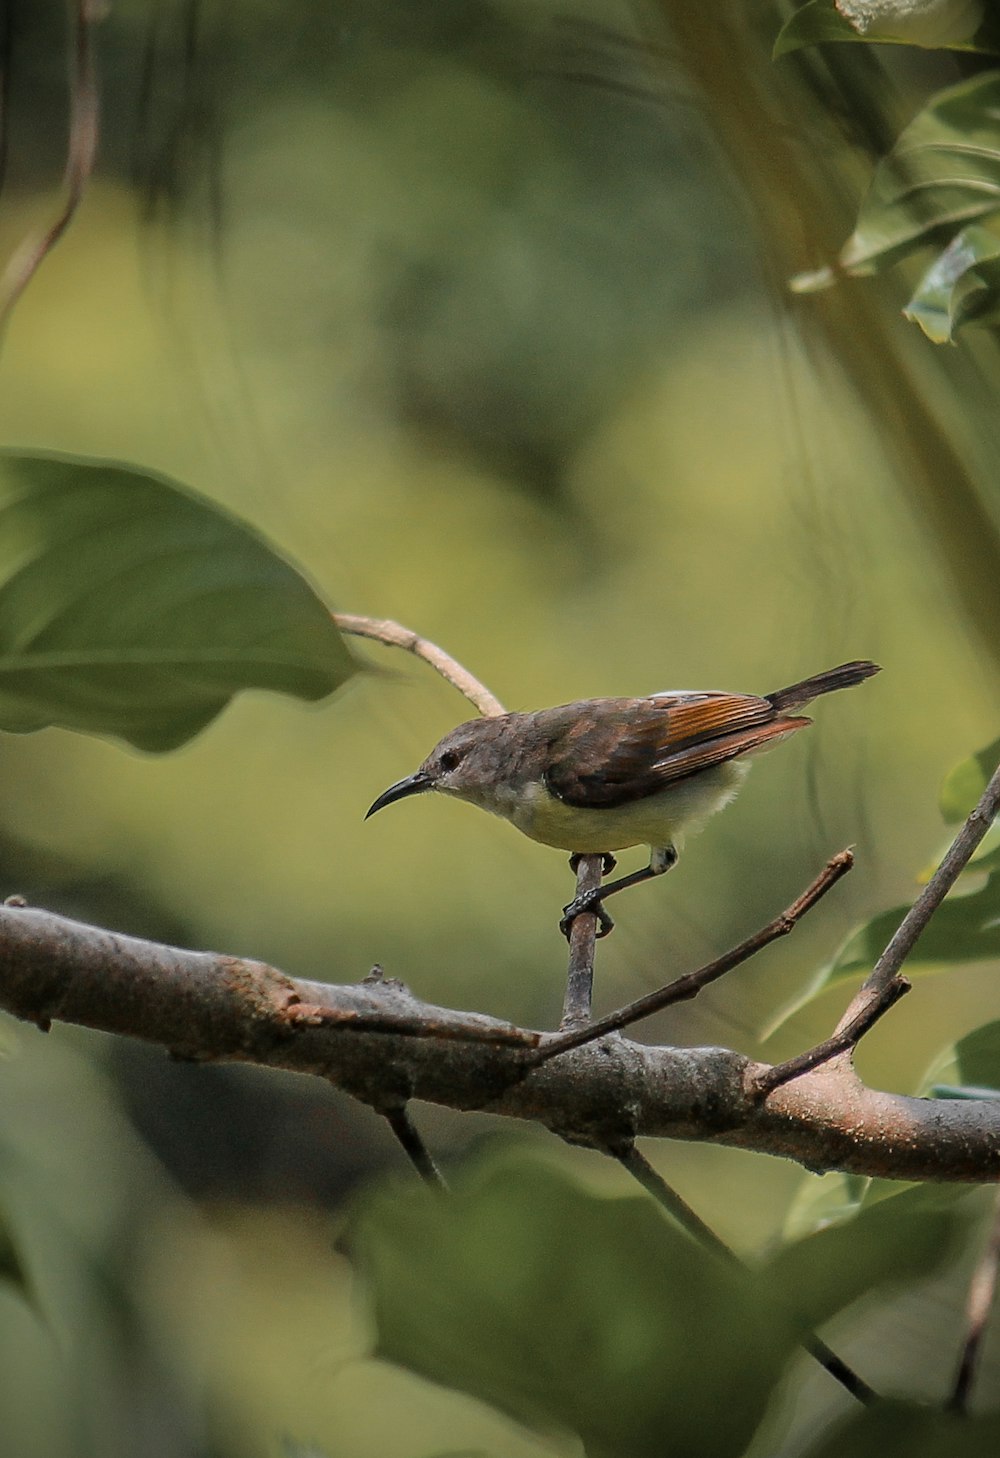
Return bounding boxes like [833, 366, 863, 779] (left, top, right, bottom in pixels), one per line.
[365, 770, 433, 819]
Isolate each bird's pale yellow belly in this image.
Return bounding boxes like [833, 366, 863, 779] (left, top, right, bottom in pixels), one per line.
[505, 761, 750, 853]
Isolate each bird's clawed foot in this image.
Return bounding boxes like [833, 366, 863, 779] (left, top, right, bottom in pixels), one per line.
[560, 890, 615, 940]
[568, 852, 617, 876]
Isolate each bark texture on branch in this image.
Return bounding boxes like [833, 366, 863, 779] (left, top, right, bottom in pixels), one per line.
[1, 904, 997, 1182]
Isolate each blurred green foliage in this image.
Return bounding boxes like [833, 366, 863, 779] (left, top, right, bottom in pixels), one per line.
[801, 1401, 1000, 1458]
[351, 1150, 978, 1457]
[792, 73, 1000, 341]
[1, 2, 1000, 1456]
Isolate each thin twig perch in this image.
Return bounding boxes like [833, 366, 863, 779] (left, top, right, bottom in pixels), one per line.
[535, 850, 853, 1065]
[561, 854, 604, 1028]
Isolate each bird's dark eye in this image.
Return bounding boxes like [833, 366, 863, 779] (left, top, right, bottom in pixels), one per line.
[439, 749, 462, 773]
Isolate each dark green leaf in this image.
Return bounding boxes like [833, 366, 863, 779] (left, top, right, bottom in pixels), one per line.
[774, 2, 868, 57]
[777, 867, 1000, 1023]
[939, 736, 1000, 822]
[0, 451, 354, 751]
[802, 1401, 1000, 1458]
[352, 1153, 796, 1458]
[904, 224, 1000, 340]
[766, 1184, 967, 1331]
[775, 2, 1000, 58]
[832, 870, 1000, 978]
[791, 73, 1000, 291]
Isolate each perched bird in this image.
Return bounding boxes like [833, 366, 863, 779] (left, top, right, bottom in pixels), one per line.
[366, 660, 880, 936]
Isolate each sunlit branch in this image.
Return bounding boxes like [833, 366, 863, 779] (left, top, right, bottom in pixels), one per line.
[333, 613, 506, 718]
[1, 902, 999, 1183]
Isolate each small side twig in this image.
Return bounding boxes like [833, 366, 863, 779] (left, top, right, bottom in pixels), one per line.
[948, 1184, 1000, 1413]
[383, 1105, 446, 1188]
[856, 756, 1000, 1006]
[751, 975, 911, 1099]
[534, 850, 853, 1066]
[333, 613, 506, 718]
[612, 1142, 876, 1405]
[0, 0, 104, 340]
[561, 854, 603, 1028]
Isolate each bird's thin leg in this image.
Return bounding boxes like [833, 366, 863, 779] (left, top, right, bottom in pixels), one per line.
[560, 846, 677, 939]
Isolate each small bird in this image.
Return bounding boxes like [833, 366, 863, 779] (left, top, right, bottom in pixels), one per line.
[366, 660, 880, 936]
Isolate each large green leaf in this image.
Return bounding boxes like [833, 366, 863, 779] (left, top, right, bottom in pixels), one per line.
[802, 1401, 1000, 1458]
[0, 452, 354, 751]
[352, 1152, 797, 1458]
[775, 1, 1000, 58]
[791, 73, 1000, 291]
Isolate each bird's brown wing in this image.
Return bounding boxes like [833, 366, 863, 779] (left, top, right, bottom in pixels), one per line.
[544, 693, 808, 808]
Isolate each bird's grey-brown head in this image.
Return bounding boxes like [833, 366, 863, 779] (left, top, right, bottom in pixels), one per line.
[366, 716, 520, 820]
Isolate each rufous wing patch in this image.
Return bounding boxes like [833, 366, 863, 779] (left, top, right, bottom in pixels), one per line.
[659, 692, 772, 746]
[545, 701, 810, 809]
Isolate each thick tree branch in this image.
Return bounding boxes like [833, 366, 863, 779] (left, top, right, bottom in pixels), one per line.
[1, 903, 999, 1183]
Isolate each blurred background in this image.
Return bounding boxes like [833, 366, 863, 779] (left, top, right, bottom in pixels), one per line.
[0, 1, 999, 1454]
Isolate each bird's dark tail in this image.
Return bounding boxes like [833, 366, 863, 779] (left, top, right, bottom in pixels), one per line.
[767, 660, 880, 714]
